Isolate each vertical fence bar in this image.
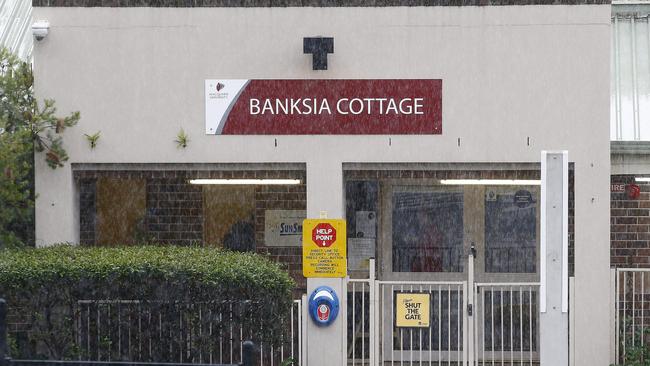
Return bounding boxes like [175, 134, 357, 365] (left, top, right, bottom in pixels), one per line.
[97, 304, 101, 361]
[473, 285, 478, 366]
[209, 308, 213, 364]
[500, 289, 504, 366]
[482, 287, 485, 366]
[131, 305, 135, 361]
[139, 303, 142, 362]
[291, 302, 295, 363]
[117, 302, 121, 359]
[75, 303, 80, 361]
[621, 272, 627, 362]
[438, 286, 442, 366]
[353, 282, 356, 366]
[457, 284, 460, 366]
[381, 284, 386, 366]
[301, 294, 307, 366]
[528, 287, 532, 366]
[448, 284, 451, 366]
[107, 303, 111, 361]
[519, 288, 523, 366]
[420, 285, 423, 365]
[410, 285, 413, 366]
[510, 288, 513, 365]
[491, 288, 494, 366]
[633, 272, 637, 348]
[370, 259, 377, 366]
[0, 299, 7, 366]
[615, 270, 620, 364]
[392, 285, 395, 366]
[640, 272, 646, 358]
[219, 309, 223, 364]
[230, 303, 234, 365]
[400, 285, 403, 366]
[467, 250, 473, 366]
[362, 282, 366, 364]
[87, 305, 91, 359]
[429, 285, 433, 366]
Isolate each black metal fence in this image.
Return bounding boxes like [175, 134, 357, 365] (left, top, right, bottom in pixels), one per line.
[0, 299, 255, 366]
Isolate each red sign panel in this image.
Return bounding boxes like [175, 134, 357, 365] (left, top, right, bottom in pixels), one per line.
[312, 223, 336, 247]
[205, 79, 442, 135]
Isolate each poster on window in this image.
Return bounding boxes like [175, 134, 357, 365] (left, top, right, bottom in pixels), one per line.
[264, 210, 306, 247]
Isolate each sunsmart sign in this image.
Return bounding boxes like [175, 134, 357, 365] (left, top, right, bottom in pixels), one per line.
[205, 80, 442, 135]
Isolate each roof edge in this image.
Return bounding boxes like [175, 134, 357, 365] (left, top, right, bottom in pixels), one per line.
[33, 0, 612, 7]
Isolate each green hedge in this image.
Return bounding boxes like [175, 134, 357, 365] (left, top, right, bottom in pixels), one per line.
[0, 245, 295, 360]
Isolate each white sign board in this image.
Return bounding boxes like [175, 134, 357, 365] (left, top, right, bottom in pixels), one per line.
[348, 238, 375, 271]
[355, 211, 376, 238]
[264, 210, 306, 247]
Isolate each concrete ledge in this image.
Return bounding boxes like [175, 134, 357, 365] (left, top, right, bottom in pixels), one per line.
[33, 0, 611, 7]
[611, 141, 650, 155]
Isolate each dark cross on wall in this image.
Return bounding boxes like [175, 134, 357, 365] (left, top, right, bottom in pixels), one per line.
[303, 37, 334, 70]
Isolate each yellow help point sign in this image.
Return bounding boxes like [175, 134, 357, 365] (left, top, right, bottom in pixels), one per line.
[302, 219, 347, 278]
[395, 293, 430, 328]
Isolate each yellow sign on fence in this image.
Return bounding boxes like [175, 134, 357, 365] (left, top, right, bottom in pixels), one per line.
[302, 219, 347, 278]
[395, 293, 430, 328]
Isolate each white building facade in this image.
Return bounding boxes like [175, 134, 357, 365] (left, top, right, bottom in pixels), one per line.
[31, 2, 611, 365]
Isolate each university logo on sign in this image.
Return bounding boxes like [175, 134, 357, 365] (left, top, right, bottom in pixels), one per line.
[205, 79, 442, 135]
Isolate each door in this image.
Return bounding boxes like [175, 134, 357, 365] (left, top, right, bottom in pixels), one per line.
[377, 177, 540, 364]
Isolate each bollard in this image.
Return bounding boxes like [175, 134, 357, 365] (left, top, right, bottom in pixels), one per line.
[241, 341, 254, 366]
[0, 298, 8, 366]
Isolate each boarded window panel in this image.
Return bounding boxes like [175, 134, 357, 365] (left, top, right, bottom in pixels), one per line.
[96, 178, 146, 245]
[391, 190, 464, 273]
[484, 188, 538, 273]
[203, 185, 255, 247]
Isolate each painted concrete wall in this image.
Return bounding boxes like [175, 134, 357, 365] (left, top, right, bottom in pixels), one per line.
[32, 5, 611, 365]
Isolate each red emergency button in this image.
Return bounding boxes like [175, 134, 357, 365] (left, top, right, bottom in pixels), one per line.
[317, 304, 330, 321]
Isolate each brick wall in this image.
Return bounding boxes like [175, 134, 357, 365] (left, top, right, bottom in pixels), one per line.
[79, 179, 96, 244]
[254, 182, 307, 292]
[146, 176, 203, 245]
[611, 175, 650, 268]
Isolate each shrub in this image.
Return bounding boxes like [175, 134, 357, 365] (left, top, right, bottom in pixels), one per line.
[0, 245, 295, 361]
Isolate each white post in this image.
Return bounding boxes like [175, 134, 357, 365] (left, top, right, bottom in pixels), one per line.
[540, 151, 569, 366]
[301, 294, 308, 366]
[466, 246, 475, 366]
[569, 277, 575, 366]
[610, 269, 617, 365]
[305, 160, 346, 366]
[368, 258, 377, 366]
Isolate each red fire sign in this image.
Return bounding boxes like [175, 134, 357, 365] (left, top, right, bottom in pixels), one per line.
[312, 223, 336, 247]
[628, 184, 641, 199]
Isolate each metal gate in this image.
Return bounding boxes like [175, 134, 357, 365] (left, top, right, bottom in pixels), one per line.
[348, 256, 540, 366]
[614, 268, 650, 365]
